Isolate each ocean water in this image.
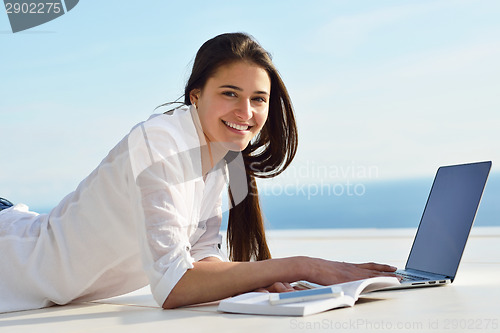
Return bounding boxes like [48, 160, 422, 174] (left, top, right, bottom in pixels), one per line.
[31, 173, 499, 230]
[225, 173, 500, 230]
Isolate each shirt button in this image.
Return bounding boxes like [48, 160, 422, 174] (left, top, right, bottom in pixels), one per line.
[185, 245, 190, 251]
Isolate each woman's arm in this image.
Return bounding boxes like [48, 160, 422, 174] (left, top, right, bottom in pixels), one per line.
[162, 256, 397, 309]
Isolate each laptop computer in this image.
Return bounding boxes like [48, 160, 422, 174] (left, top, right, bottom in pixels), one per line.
[395, 161, 492, 288]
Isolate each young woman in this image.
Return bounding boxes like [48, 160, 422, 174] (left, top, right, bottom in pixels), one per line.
[0, 33, 397, 313]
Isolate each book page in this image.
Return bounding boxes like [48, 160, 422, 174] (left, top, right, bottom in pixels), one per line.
[334, 277, 400, 300]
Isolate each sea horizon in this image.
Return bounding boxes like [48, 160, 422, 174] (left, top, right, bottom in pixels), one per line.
[28, 173, 499, 230]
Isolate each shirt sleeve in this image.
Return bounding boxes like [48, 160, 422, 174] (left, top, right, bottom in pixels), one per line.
[190, 194, 229, 262]
[136, 159, 199, 307]
[128, 115, 205, 307]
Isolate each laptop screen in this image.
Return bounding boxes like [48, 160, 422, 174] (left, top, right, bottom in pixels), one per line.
[405, 161, 491, 279]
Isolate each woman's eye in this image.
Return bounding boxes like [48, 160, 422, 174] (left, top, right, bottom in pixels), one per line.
[253, 96, 267, 103]
[222, 91, 237, 97]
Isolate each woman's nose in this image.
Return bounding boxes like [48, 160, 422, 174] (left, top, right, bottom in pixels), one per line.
[234, 99, 252, 120]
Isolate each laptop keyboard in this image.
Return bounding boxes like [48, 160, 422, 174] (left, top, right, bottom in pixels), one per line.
[398, 272, 430, 282]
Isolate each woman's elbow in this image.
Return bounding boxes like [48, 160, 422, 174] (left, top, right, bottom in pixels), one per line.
[162, 294, 182, 309]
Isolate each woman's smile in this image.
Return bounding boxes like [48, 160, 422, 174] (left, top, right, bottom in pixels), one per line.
[222, 120, 253, 132]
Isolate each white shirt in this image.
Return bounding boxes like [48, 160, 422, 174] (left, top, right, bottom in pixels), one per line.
[0, 105, 228, 313]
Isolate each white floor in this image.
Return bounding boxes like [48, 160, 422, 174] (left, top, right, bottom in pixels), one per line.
[1, 227, 499, 333]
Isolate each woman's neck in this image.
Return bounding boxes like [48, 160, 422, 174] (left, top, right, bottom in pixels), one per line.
[201, 137, 228, 177]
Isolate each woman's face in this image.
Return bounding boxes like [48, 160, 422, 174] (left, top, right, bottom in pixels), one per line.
[190, 61, 271, 151]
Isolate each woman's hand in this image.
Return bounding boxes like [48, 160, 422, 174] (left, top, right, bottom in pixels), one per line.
[253, 282, 295, 293]
[252, 258, 399, 294]
[302, 257, 400, 286]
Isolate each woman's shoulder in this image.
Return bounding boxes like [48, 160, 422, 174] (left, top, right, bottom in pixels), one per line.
[126, 105, 201, 179]
[129, 105, 196, 144]
[142, 105, 191, 131]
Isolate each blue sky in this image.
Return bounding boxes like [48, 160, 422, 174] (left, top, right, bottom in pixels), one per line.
[1, 0, 500, 209]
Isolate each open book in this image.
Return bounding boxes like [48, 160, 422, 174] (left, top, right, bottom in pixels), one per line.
[217, 276, 400, 316]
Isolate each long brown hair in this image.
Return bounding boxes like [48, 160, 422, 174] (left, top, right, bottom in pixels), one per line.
[185, 33, 298, 261]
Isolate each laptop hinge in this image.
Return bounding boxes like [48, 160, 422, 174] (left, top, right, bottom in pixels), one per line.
[404, 268, 449, 280]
